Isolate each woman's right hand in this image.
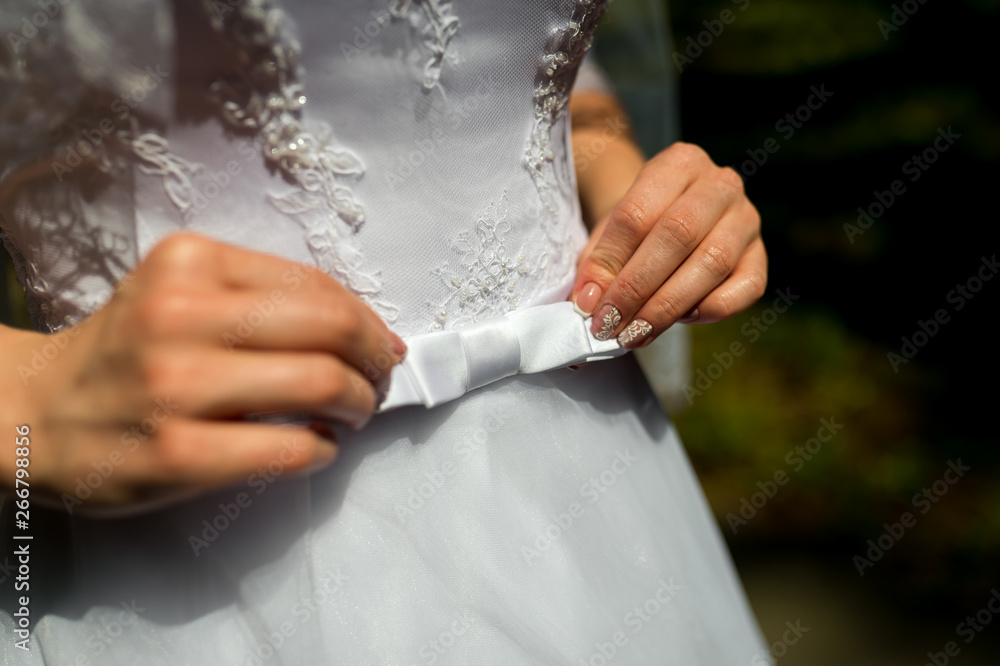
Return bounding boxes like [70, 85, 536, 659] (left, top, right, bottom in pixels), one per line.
[1, 232, 406, 513]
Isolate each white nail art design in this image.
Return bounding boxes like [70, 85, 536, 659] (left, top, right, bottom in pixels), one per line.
[596, 306, 621, 341]
[617, 319, 653, 347]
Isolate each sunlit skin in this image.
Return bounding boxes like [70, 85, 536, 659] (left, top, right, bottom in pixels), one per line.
[569, 89, 767, 348]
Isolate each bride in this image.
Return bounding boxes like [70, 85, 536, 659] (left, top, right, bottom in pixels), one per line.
[1, 0, 769, 663]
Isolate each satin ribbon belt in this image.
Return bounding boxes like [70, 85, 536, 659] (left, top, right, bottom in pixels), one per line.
[378, 301, 627, 412]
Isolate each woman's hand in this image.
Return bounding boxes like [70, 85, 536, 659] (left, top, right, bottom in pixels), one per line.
[571, 141, 767, 349]
[1, 233, 405, 513]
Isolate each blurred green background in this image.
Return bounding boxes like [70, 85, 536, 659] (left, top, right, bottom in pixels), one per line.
[3, 0, 997, 663]
[593, 0, 999, 663]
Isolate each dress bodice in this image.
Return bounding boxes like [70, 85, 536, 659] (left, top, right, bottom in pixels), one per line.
[0, 0, 609, 336]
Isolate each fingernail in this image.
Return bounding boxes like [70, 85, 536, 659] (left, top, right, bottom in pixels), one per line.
[617, 319, 653, 349]
[389, 331, 407, 360]
[592, 304, 621, 341]
[574, 282, 602, 316]
[301, 435, 339, 474]
[678, 308, 700, 324]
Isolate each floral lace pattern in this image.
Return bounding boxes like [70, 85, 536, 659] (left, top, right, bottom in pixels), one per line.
[200, 0, 398, 322]
[428, 193, 532, 332]
[525, 0, 608, 279]
[389, 0, 460, 90]
[132, 133, 206, 220]
[1, 201, 132, 332]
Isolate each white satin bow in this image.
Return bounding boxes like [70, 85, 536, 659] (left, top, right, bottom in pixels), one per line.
[378, 301, 626, 411]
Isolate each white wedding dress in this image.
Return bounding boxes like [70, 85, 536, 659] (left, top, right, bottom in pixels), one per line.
[0, 1, 768, 663]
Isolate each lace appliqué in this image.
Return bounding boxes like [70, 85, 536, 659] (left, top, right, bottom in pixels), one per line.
[1, 210, 132, 331]
[200, 0, 398, 322]
[389, 0, 460, 89]
[131, 133, 206, 219]
[525, 0, 608, 275]
[429, 193, 532, 332]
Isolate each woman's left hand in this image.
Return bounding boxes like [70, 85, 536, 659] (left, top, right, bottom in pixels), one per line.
[571, 141, 768, 349]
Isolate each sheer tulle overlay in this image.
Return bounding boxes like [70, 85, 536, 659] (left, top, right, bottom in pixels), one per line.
[1, 1, 768, 663]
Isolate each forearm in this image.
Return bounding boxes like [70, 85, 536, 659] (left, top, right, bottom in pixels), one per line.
[570, 90, 647, 230]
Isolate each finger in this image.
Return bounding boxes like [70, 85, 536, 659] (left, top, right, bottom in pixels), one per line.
[677, 237, 769, 326]
[140, 232, 321, 292]
[587, 173, 744, 340]
[128, 282, 405, 387]
[130, 348, 379, 427]
[125, 418, 339, 488]
[617, 211, 759, 349]
[570, 143, 715, 311]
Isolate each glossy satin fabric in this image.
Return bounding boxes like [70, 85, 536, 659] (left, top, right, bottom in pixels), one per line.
[0, 1, 769, 664]
[381, 300, 626, 411]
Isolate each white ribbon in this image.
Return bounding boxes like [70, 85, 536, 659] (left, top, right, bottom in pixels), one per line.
[378, 301, 626, 411]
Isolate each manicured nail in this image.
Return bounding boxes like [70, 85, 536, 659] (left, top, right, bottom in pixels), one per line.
[678, 308, 700, 324]
[617, 319, 653, 348]
[574, 282, 602, 316]
[389, 331, 407, 360]
[592, 304, 621, 341]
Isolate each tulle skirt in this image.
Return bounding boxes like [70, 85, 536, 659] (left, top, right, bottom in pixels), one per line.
[4, 355, 767, 665]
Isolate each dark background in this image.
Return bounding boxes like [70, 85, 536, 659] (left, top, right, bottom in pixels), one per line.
[594, 0, 998, 663]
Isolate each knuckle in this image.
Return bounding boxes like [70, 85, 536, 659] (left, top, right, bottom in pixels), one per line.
[609, 199, 650, 237]
[153, 422, 198, 474]
[614, 273, 645, 307]
[666, 141, 705, 165]
[745, 269, 769, 302]
[133, 288, 197, 337]
[317, 297, 364, 343]
[710, 293, 740, 321]
[146, 233, 213, 272]
[659, 209, 700, 249]
[718, 166, 746, 193]
[136, 348, 191, 403]
[308, 359, 352, 405]
[699, 243, 736, 280]
[648, 294, 685, 324]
